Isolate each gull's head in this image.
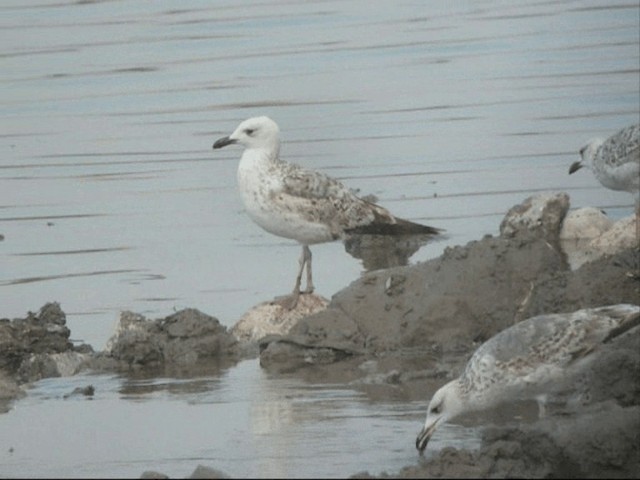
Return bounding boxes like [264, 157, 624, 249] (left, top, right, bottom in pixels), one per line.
[569, 137, 604, 174]
[212, 116, 280, 152]
[416, 380, 464, 455]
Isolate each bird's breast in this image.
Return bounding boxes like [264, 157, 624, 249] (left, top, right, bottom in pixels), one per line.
[236, 152, 334, 243]
[237, 153, 280, 219]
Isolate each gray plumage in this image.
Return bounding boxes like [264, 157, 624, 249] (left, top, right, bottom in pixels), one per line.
[416, 304, 640, 453]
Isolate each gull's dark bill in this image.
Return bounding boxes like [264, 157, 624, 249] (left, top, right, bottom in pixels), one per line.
[212, 136, 237, 149]
[568, 160, 583, 174]
[415, 422, 438, 455]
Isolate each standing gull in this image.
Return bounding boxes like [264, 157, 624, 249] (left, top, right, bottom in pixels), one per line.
[415, 304, 640, 454]
[569, 124, 640, 242]
[212, 116, 441, 309]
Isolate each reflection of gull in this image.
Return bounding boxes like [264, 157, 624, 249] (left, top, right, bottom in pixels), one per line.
[212, 116, 441, 309]
[343, 232, 432, 271]
[569, 124, 640, 242]
[415, 304, 640, 453]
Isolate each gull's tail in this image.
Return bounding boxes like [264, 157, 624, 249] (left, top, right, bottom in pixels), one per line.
[346, 217, 442, 236]
[602, 306, 640, 343]
[345, 200, 443, 236]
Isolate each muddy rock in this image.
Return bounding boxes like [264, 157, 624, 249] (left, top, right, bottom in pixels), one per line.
[0, 302, 71, 373]
[259, 306, 366, 370]
[188, 465, 231, 479]
[560, 207, 613, 240]
[139, 465, 230, 479]
[560, 211, 637, 270]
[522, 246, 639, 317]
[102, 308, 241, 369]
[140, 471, 169, 479]
[0, 303, 93, 410]
[0, 303, 91, 384]
[230, 293, 329, 356]
[16, 351, 90, 383]
[63, 384, 95, 399]
[0, 373, 25, 414]
[499, 192, 569, 243]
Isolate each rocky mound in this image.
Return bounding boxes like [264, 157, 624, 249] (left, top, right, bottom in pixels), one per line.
[94, 308, 242, 371]
[0, 302, 92, 412]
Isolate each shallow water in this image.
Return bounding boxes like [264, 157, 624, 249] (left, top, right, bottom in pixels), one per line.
[1, 0, 639, 477]
[0, 360, 481, 478]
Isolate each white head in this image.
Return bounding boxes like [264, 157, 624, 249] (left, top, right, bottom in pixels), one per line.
[212, 116, 281, 154]
[415, 380, 466, 454]
[569, 137, 604, 174]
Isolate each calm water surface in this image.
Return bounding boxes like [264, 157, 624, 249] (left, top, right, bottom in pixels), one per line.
[0, 360, 481, 478]
[1, 0, 639, 477]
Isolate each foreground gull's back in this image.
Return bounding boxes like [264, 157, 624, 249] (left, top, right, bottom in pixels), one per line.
[462, 304, 640, 396]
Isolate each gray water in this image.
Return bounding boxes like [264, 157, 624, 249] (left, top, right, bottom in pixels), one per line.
[0, 361, 482, 478]
[1, 0, 639, 477]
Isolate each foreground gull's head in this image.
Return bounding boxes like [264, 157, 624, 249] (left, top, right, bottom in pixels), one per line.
[212, 116, 280, 152]
[569, 138, 603, 174]
[415, 381, 463, 454]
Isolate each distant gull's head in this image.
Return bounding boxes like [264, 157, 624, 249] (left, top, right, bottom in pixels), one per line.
[416, 380, 465, 454]
[569, 137, 604, 174]
[212, 116, 281, 153]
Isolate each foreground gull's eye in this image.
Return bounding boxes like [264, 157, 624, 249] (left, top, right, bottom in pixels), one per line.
[430, 404, 441, 414]
[245, 128, 255, 136]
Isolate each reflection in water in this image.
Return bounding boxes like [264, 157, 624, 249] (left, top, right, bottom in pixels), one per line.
[249, 372, 364, 479]
[250, 388, 295, 478]
[116, 362, 232, 399]
[119, 377, 219, 399]
[343, 233, 438, 271]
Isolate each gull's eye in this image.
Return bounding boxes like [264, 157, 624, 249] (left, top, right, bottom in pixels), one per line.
[430, 403, 441, 415]
[244, 128, 255, 136]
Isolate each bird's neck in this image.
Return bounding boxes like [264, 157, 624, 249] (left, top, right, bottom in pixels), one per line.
[455, 377, 488, 414]
[239, 144, 280, 168]
[237, 146, 281, 185]
[451, 379, 472, 413]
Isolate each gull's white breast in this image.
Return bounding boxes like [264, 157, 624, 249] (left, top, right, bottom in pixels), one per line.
[236, 149, 334, 244]
[592, 159, 640, 197]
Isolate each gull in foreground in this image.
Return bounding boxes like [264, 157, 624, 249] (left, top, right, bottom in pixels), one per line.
[213, 116, 441, 309]
[569, 124, 640, 242]
[415, 304, 640, 454]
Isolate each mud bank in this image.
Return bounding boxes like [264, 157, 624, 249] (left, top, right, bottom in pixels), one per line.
[1, 193, 639, 478]
[255, 193, 639, 478]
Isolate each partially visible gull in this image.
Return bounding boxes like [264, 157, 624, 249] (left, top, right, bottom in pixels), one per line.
[415, 304, 640, 454]
[569, 124, 640, 243]
[212, 116, 441, 309]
